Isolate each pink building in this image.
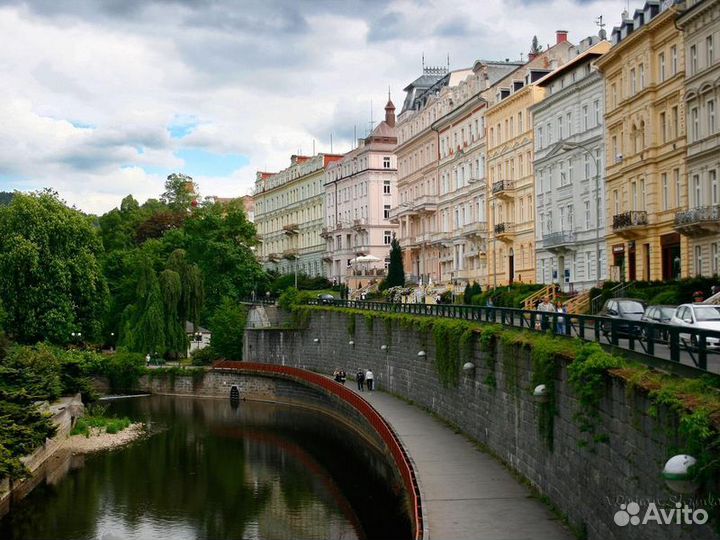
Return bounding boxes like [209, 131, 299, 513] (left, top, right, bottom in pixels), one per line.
[323, 99, 399, 288]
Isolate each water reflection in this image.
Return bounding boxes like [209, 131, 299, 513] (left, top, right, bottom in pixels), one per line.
[1, 395, 411, 540]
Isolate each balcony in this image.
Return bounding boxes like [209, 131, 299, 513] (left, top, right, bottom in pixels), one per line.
[416, 232, 434, 245]
[283, 223, 299, 235]
[542, 231, 576, 252]
[461, 221, 488, 238]
[268, 252, 281, 262]
[282, 248, 299, 260]
[492, 180, 515, 199]
[494, 222, 515, 242]
[612, 211, 648, 238]
[320, 227, 331, 239]
[674, 205, 720, 237]
[322, 252, 333, 262]
[413, 194, 439, 213]
[352, 218, 368, 231]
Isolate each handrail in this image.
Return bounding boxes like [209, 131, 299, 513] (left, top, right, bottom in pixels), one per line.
[211, 361, 424, 540]
[522, 284, 558, 310]
[296, 299, 720, 375]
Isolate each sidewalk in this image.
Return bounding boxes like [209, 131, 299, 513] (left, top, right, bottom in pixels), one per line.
[352, 386, 574, 540]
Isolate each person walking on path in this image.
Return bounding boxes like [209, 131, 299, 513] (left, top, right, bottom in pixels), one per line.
[356, 369, 365, 391]
[365, 369, 374, 391]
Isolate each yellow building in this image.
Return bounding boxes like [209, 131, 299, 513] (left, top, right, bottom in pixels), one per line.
[596, 3, 688, 281]
[485, 34, 574, 287]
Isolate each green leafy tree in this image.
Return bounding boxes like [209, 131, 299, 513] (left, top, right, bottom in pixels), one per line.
[161, 173, 198, 211]
[209, 298, 248, 360]
[0, 191, 108, 344]
[382, 234, 405, 289]
[120, 258, 166, 355]
[159, 269, 187, 359]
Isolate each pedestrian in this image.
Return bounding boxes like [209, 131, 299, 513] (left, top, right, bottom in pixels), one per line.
[536, 296, 555, 331]
[146, 353, 151, 366]
[334, 369, 342, 383]
[556, 301, 567, 335]
[365, 369, 374, 391]
[339, 369, 347, 385]
[356, 369, 365, 391]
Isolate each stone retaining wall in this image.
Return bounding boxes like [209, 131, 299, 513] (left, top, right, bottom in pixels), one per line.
[244, 307, 719, 540]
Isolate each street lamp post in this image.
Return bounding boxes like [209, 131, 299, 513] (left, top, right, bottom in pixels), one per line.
[561, 141, 602, 285]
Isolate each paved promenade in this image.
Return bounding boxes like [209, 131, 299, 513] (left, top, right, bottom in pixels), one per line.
[352, 386, 574, 540]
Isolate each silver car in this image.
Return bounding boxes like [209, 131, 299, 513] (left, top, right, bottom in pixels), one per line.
[670, 304, 720, 348]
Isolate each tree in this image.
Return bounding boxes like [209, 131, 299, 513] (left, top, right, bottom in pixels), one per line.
[382, 234, 405, 289]
[120, 257, 166, 355]
[159, 269, 187, 359]
[530, 35, 543, 55]
[209, 298, 248, 360]
[0, 191, 108, 344]
[161, 173, 198, 211]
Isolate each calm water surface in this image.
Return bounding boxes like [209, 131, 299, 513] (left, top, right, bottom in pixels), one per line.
[0, 395, 411, 540]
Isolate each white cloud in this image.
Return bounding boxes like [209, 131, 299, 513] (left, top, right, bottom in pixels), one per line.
[0, 0, 628, 213]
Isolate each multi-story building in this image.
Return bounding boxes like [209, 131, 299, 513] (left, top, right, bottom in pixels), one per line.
[532, 36, 611, 291]
[393, 61, 521, 286]
[254, 153, 343, 276]
[323, 99, 399, 287]
[676, 0, 720, 277]
[596, 2, 688, 282]
[486, 32, 575, 287]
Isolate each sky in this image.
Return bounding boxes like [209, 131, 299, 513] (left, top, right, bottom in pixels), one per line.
[0, 0, 628, 215]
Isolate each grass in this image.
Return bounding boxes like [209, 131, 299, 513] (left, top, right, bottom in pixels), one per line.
[70, 404, 132, 437]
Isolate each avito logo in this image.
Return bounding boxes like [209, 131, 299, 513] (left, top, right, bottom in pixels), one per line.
[614, 501, 709, 527]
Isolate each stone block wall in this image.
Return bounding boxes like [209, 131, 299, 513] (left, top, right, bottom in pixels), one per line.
[244, 308, 719, 540]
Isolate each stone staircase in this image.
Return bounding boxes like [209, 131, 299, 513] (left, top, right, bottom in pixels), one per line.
[564, 290, 591, 314]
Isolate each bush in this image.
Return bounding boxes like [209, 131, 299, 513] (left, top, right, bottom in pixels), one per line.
[277, 287, 314, 311]
[208, 298, 248, 360]
[191, 346, 218, 365]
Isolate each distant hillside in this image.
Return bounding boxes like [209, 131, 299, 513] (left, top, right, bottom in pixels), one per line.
[0, 192, 14, 206]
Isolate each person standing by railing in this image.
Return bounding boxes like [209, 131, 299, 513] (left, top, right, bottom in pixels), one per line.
[556, 301, 567, 335]
[537, 296, 555, 331]
[365, 369, 374, 391]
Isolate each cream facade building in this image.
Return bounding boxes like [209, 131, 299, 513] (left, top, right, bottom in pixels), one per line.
[254, 153, 342, 277]
[486, 33, 575, 287]
[596, 2, 688, 282]
[323, 100, 399, 287]
[677, 0, 720, 277]
[532, 37, 611, 291]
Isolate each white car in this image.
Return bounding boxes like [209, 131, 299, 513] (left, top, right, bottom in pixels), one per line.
[670, 304, 720, 348]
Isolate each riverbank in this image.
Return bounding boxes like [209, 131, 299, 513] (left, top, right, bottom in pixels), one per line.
[63, 423, 145, 454]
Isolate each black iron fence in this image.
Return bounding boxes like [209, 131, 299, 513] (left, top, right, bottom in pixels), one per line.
[302, 299, 720, 374]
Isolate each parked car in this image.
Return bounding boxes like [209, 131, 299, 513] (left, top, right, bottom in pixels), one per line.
[640, 305, 676, 341]
[670, 304, 720, 348]
[318, 293, 336, 305]
[598, 298, 647, 337]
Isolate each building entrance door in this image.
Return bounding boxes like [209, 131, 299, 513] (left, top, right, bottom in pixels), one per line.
[628, 243, 637, 281]
[661, 233, 681, 280]
[508, 248, 514, 284]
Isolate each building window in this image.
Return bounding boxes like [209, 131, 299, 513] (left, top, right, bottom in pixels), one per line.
[692, 107, 699, 141]
[693, 174, 701, 206]
[383, 231, 392, 244]
[695, 246, 703, 276]
[566, 112, 572, 136]
[583, 105, 588, 130]
[537, 127, 543, 148]
[558, 115, 563, 140]
[671, 46, 678, 75]
[660, 111, 667, 143]
[384, 204, 391, 219]
[713, 243, 719, 275]
[711, 170, 718, 205]
[708, 35, 715, 67]
[383, 156, 391, 169]
[672, 106, 679, 138]
[584, 200, 590, 229]
[639, 63, 645, 89]
[594, 100, 600, 126]
[690, 45, 698, 75]
[709, 100, 716, 135]
[674, 169, 681, 208]
[662, 173, 669, 211]
[630, 67, 636, 95]
[659, 52, 665, 82]
[383, 180, 391, 194]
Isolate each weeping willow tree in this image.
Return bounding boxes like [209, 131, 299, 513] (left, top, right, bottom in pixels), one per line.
[159, 269, 187, 359]
[121, 258, 166, 355]
[167, 249, 204, 330]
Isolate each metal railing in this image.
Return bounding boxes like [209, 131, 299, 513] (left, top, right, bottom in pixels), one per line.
[492, 180, 514, 195]
[303, 299, 720, 374]
[211, 361, 424, 539]
[494, 222, 515, 235]
[675, 205, 720, 226]
[543, 231, 576, 248]
[612, 210, 648, 231]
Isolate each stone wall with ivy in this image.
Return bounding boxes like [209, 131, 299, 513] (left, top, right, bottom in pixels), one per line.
[244, 306, 720, 540]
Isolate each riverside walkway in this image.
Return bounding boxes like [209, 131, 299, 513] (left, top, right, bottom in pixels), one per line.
[349, 385, 573, 540]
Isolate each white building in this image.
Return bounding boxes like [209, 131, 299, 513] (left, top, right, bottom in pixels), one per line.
[323, 99, 399, 287]
[532, 36, 611, 291]
[254, 153, 343, 277]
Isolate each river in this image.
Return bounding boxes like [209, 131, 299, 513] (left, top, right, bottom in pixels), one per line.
[0, 395, 411, 540]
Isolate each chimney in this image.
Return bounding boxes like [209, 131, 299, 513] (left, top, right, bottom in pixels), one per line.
[556, 30, 568, 44]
